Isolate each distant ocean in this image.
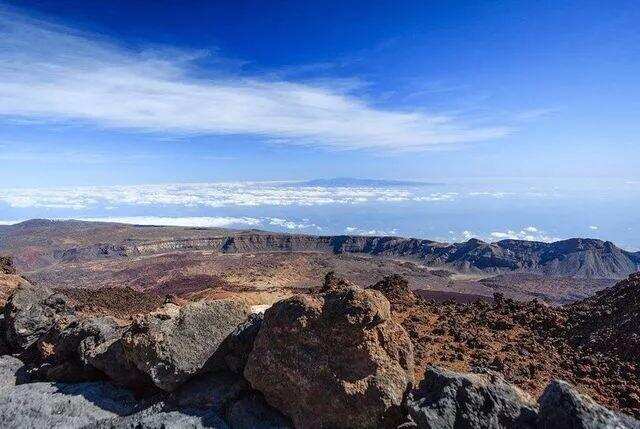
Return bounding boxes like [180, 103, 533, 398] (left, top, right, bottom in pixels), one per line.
[1, 178, 638, 251]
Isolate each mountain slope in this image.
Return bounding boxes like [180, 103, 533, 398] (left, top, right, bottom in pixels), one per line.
[0, 219, 638, 279]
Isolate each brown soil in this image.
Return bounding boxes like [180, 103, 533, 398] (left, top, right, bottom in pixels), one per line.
[389, 274, 640, 418]
[57, 287, 164, 320]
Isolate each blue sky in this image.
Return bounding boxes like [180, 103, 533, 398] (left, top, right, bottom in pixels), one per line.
[0, 0, 638, 187]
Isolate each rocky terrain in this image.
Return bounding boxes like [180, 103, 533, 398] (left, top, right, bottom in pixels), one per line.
[0, 252, 639, 428]
[0, 219, 634, 305]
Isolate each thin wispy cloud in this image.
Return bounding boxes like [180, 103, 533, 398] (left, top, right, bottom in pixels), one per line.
[0, 7, 510, 152]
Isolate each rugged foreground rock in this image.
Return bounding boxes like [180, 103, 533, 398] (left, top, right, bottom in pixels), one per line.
[0, 272, 639, 428]
[406, 366, 538, 428]
[122, 299, 251, 391]
[245, 284, 416, 428]
[4, 283, 74, 352]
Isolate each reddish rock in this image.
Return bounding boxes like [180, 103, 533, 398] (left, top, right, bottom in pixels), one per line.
[244, 285, 414, 428]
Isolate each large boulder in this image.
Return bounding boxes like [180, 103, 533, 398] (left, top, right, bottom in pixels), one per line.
[122, 300, 251, 391]
[406, 366, 538, 429]
[244, 286, 415, 428]
[0, 381, 139, 428]
[38, 316, 120, 382]
[538, 380, 640, 429]
[3, 283, 75, 352]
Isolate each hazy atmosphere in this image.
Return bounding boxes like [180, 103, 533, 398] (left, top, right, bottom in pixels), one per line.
[1, 1, 639, 250]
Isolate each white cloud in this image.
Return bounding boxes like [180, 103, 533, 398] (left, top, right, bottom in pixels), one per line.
[0, 7, 510, 152]
[344, 226, 398, 236]
[413, 192, 458, 202]
[489, 226, 559, 242]
[589, 225, 599, 230]
[461, 230, 477, 240]
[267, 217, 320, 230]
[74, 215, 319, 231]
[0, 220, 22, 225]
[0, 182, 417, 209]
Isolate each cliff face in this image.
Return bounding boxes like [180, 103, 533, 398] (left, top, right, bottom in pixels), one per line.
[1, 220, 638, 279]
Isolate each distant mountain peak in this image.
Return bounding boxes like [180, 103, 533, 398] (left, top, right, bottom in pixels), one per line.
[296, 177, 438, 187]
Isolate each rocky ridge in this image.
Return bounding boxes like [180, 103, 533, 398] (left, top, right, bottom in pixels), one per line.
[2, 219, 639, 279]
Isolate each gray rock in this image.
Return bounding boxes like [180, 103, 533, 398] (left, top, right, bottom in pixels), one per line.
[86, 335, 152, 390]
[0, 381, 139, 428]
[39, 317, 120, 382]
[537, 379, 640, 429]
[226, 393, 293, 429]
[244, 286, 414, 429]
[0, 315, 7, 355]
[219, 312, 263, 374]
[122, 300, 251, 391]
[406, 366, 538, 429]
[0, 355, 28, 394]
[4, 283, 74, 352]
[87, 403, 229, 429]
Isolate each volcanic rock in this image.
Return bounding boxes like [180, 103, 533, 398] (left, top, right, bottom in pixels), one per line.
[89, 398, 229, 429]
[219, 312, 264, 374]
[0, 257, 15, 275]
[0, 355, 28, 394]
[318, 270, 355, 292]
[537, 380, 640, 429]
[244, 285, 414, 428]
[4, 283, 74, 352]
[567, 272, 640, 362]
[172, 370, 248, 410]
[226, 392, 293, 429]
[406, 366, 538, 429]
[86, 335, 152, 391]
[38, 316, 120, 382]
[368, 274, 417, 311]
[0, 380, 139, 428]
[122, 299, 251, 391]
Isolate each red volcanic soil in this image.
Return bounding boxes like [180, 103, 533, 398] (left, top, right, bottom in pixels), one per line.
[414, 289, 493, 304]
[382, 273, 640, 418]
[57, 287, 164, 319]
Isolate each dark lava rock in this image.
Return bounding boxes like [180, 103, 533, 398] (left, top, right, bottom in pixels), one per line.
[0, 257, 16, 275]
[38, 316, 120, 382]
[368, 275, 417, 311]
[245, 285, 414, 428]
[4, 283, 75, 352]
[406, 366, 537, 429]
[226, 392, 293, 429]
[318, 271, 354, 292]
[172, 370, 248, 411]
[537, 379, 640, 429]
[218, 312, 264, 375]
[86, 335, 152, 391]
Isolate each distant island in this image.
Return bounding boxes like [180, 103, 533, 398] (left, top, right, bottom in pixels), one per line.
[295, 177, 440, 187]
